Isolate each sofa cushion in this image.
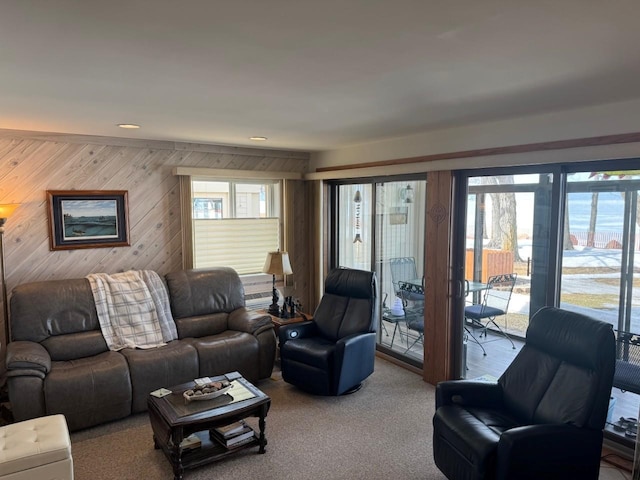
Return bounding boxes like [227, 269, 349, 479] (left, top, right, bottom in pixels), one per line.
[190, 331, 260, 382]
[433, 405, 522, 478]
[174, 312, 228, 339]
[45, 351, 131, 431]
[121, 341, 199, 413]
[280, 337, 335, 370]
[42, 330, 108, 361]
[11, 278, 100, 343]
[165, 267, 245, 319]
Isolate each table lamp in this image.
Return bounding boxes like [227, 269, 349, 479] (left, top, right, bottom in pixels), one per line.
[262, 250, 293, 316]
[0, 203, 19, 345]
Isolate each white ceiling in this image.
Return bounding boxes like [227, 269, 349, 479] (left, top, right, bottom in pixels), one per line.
[2, 1, 640, 152]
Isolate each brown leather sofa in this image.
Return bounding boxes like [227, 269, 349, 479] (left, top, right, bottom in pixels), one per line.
[5, 267, 276, 431]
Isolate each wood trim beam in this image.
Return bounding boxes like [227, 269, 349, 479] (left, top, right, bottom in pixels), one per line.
[316, 132, 640, 173]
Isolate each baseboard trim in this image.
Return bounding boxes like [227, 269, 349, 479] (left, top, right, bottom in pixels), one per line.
[602, 439, 634, 473]
[375, 351, 423, 376]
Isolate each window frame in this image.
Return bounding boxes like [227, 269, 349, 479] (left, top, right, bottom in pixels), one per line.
[190, 177, 282, 275]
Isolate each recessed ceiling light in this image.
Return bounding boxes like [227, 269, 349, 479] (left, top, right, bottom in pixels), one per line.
[117, 123, 141, 129]
[249, 136, 268, 141]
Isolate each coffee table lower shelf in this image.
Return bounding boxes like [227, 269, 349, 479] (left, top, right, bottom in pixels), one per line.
[153, 429, 265, 474]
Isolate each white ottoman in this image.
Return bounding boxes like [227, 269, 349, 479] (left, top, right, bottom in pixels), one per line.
[0, 414, 73, 480]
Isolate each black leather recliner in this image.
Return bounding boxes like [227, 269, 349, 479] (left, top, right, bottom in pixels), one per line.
[279, 267, 378, 395]
[433, 306, 615, 480]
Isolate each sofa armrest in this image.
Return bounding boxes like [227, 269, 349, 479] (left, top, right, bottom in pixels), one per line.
[6, 341, 51, 375]
[228, 308, 274, 336]
[436, 380, 503, 409]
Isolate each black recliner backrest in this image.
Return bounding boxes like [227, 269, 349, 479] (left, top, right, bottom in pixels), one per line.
[314, 268, 378, 342]
[499, 306, 615, 429]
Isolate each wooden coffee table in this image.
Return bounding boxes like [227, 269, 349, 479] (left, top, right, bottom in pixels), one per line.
[147, 372, 271, 480]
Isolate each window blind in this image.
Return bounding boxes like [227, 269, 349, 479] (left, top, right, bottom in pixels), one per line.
[193, 217, 280, 274]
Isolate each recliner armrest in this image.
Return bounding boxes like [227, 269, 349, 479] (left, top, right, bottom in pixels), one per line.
[228, 308, 274, 335]
[335, 332, 377, 394]
[436, 380, 503, 409]
[6, 341, 51, 374]
[334, 332, 376, 361]
[278, 321, 318, 346]
[497, 424, 603, 478]
[335, 331, 373, 348]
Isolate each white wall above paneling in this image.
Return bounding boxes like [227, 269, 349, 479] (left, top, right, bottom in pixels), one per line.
[310, 98, 640, 171]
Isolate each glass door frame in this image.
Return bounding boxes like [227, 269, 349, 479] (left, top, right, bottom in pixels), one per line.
[453, 164, 563, 379]
[453, 158, 640, 380]
[328, 174, 427, 368]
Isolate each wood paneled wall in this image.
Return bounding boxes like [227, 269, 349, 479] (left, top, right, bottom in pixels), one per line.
[0, 129, 310, 354]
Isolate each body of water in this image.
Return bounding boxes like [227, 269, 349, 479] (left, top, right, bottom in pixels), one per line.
[567, 192, 640, 249]
[568, 191, 628, 232]
[63, 215, 118, 239]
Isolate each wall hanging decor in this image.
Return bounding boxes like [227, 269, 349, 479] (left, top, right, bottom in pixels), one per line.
[388, 206, 408, 225]
[46, 190, 130, 250]
[353, 189, 363, 243]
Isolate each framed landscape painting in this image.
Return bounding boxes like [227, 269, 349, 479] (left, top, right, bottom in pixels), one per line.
[47, 190, 130, 250]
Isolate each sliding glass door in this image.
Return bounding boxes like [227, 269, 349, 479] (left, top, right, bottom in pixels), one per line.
[456, 162, 640, 448]
[560, 171, 639, 333]
[462, 173, 554, 379]
[333, 178, 427, 365]
[559, 170, 640, 442]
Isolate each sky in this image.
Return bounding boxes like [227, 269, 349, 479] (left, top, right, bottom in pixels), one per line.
[60, 199, 117, 217]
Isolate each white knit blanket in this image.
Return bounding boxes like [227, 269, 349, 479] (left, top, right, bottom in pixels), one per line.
[87, 270, 178, 351]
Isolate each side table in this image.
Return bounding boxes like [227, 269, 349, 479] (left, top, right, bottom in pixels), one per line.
[255, 309, 310, 364]
[255, 309, 309, 335]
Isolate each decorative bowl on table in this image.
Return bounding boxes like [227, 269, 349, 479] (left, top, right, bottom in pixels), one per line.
[183, 380, 233, 403]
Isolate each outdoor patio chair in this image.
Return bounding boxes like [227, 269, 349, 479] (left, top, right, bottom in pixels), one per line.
[398, 280, 424, 353]
[464, 325, 487, 356]
[463, 280, 487, 356]
[389, 257, 424, 301]
[613, 330, 640, 395]
[464, 273, 517, 351]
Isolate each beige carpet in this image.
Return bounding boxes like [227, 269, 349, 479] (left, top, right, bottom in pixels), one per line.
[70, 357, 446, 479]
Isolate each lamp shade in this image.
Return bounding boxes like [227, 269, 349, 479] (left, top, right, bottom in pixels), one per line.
[0, 204, 19, 219]
[262, 250, 293, 276]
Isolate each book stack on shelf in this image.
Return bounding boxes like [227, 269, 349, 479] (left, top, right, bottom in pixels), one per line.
[210, 420, 255, 449]
[179, 433, 202, 450]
